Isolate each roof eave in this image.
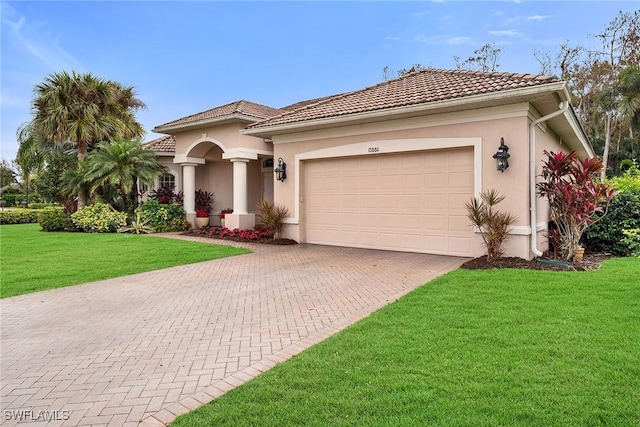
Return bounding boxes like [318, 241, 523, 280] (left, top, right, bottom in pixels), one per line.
[242, 82, 568, 138]
[154, 113, 265, 134]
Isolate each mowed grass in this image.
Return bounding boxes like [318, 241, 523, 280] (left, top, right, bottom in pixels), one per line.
[0, 223, 250, 298]
[173, 257, 640, 427]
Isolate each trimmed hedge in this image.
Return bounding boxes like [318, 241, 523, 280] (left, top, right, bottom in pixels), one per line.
[0, 209, 40, 224]
[38, 207, 76, 232]
[29, 203, 61, 210]
[583, 190, 640, 256]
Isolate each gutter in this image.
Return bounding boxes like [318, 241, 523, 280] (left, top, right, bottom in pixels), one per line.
[529, 98, 569, 257]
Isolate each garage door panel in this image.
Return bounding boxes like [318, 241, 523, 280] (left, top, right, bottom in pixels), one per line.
[424, 215, 447, 230]
[305, 148, 474, 256]
[450, 170, 473, 187]
[424, 235, 447, 251]
[424, 173, 448, 188]
[402, 234, 423, 250]
[360, 195, 379, 209]
[449, 194, 470, 211]
[401, 194, 422, 210]
[399, 214, 422, 230]
[449, 215, 470, 232]
[359, 213, 379, 227]
[360, 175, 379, 191]
[423, 194, 447, 210]
[379, 194, 401, 207]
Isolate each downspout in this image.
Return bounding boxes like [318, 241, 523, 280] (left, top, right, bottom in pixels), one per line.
[529, 100, 570, 257]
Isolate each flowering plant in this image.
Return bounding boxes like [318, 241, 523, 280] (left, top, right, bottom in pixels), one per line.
[537, 150, 617, 261]
[195, 209, 209, 218]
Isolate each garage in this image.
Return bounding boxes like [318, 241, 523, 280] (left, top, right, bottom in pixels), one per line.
[304, 147, 474, 256]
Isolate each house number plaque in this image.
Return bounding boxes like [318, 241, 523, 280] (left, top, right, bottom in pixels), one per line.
[367, 147, 380, 153]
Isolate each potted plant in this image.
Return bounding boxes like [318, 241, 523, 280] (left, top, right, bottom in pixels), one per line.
[219, 208, 233, 228]
[194, 190, 214, 229]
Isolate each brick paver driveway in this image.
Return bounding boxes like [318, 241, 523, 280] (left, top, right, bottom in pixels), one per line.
[1, 237, 467, 426]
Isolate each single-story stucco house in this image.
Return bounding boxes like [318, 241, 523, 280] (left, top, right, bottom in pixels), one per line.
[144, 68, 593, 260]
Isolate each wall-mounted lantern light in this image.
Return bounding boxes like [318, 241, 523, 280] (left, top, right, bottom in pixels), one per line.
[493, 138, 510, 173]
[274, 157, 287, 182]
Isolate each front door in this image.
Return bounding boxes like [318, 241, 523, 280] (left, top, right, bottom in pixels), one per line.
[262, 171, 274, 203]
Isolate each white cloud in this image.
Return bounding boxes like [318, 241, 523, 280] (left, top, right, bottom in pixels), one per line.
[528, 14, 552, 22]
[413, 34, 473, 46]
[1, 1, 82, 71]
[447, 36, 473, 45]
[385, 35, 401, 41]
[488, 30, 522, 37]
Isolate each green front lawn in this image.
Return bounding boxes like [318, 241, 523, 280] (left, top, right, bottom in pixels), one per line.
[173, 257, 640, 427]
[0, 223, 250, 298]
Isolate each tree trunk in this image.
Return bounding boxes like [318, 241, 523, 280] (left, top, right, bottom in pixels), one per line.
[77, 141, 88, 209]
[600, 112, 613, 182]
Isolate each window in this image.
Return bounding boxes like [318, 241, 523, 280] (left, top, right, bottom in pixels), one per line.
[159, 173, 176, 190]
[263, 158, 274, 168]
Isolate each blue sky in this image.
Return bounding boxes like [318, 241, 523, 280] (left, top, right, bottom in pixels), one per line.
[1, 1, 637, 163]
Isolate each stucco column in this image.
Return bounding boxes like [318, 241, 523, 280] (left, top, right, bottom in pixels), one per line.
[174, 156, 205, 226]
[182, 163, 197, 221]
[222, 150, 258, 230]
[231, 159, 249, 214]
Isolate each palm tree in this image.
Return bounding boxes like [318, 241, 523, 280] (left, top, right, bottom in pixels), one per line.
[617, 66, 640, 143]
[85, 139, 165, 214]
[23, 71, 146, 209]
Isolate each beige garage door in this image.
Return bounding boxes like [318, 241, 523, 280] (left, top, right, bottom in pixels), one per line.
[304, 148, 474, 256]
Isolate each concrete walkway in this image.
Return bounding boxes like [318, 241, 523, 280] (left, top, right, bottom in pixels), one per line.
[1, 236, 467, 426]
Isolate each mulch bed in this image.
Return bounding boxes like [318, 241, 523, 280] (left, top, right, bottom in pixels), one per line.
[182, 230, 298, 245]
[461, 252, 611, 271]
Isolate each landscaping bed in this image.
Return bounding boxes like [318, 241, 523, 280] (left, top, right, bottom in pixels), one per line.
[184, 225, 298, 245]
[461, 252, 611, 271]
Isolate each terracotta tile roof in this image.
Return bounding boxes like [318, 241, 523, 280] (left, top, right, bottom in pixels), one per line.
[280, 94, 343, 112]
[247, 68, 560, 129]
[155, 100, 284, 130]
[142, 135, 175, 153]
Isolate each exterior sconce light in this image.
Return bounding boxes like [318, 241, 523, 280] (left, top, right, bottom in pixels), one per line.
[274, 157, 287, 182]
[493, 138, 510, 173]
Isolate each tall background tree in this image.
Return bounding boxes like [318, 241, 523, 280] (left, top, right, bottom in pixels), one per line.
[537, 11, 640, 178]
[0, 160, 17, 189]
[18, 71, 146, 209]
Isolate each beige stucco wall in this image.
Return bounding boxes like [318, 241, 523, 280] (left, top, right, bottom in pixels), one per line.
[271, 103, 563, 259]
[172, 123, 273, 158]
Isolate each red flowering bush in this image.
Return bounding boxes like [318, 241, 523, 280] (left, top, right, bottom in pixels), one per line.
[537, 151, 617, 261]
[195, 209, 209, 218]
[197, 225, 273, 241]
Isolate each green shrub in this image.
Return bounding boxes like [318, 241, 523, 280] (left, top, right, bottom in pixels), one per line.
[0, 190, 20, 207]
[71, 202, 127, 233]
[622, 228, 640, 257]
[163, 218, 192, 232]
[38, 207, 75, 232]
[583, 191, 640, 256]
[29, 203, 61, 210]
[609, 163, 640, 193]
[15, 193, 43, 206]
[0, 209, 39, 224]
[138, 199, 189, 232]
